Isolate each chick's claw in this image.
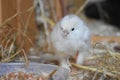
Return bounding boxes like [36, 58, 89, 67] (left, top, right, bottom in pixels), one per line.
[60, 58, 72, 72]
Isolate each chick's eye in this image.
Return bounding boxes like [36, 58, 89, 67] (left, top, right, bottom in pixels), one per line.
[71, 28, 75, 31]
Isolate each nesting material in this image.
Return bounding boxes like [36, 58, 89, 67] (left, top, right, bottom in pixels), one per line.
[70, 41, 120, 80]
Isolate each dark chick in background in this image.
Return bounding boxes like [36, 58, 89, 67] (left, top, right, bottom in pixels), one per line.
[84, 0, 120, 28]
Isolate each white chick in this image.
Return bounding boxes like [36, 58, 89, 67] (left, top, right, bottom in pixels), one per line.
[50, 14, 91, 70]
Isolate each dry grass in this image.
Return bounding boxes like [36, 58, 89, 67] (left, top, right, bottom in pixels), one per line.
[0, 6, 34, 64]
[70, 42, 120, 80]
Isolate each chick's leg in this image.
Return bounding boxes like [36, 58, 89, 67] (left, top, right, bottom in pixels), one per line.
[77, 51, 92, 64]
[60, 58, 71, 72]
[76, 52, 84, 64]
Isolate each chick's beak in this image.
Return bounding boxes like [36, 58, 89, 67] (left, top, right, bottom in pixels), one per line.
[63, 30, 69, 36]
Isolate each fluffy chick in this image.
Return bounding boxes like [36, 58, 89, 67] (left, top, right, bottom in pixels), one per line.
[50, 14, 91, 70]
